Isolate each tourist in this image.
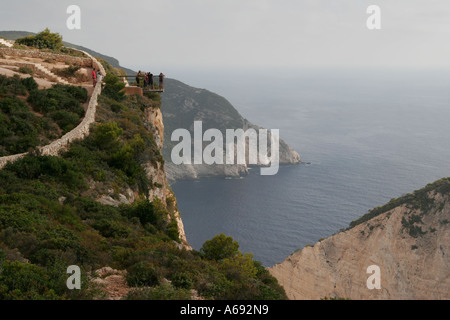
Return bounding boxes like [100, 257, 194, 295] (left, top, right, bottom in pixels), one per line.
[159, 73, 165, 90]
[149, 72, 154, 89]
[92, 68, 97, 86]
[136, 71, 141, 87]
[144, 72, 149, 87]
[97, 71, 103, 84]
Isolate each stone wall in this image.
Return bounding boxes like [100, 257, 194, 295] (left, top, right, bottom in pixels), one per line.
[0, 50, 105, 169]
[123, 86, 143, 96]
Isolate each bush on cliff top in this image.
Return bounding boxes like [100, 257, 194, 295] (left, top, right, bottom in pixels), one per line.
[16, 28, 63, 50]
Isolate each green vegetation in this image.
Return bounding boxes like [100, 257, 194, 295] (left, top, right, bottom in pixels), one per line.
[401, 215, 426, 238]
[52, 65, 80, 79]
[0, 74, 88, 156]
[18, 66, 34, 75]
[200, 233, 240, 261]
[348, 178, 450, 230]
[13, 29, 85, 57]
[16, 28, 63, 50]
[0, 59, 286, 300]
[102, 73, 126, 102]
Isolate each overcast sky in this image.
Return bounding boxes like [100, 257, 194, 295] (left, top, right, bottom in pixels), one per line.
[1, 0, 450, 75]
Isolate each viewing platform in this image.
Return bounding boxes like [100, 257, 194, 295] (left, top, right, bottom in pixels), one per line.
[119, 73, 165, 94]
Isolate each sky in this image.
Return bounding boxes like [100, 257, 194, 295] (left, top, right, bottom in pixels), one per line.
[1, 0, 450, 77]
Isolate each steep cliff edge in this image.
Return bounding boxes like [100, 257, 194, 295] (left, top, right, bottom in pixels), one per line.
[0, 32, 286, 300]
[269, 178, 450, 300]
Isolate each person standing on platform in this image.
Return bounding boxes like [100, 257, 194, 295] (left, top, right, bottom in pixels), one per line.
[149, 72, 154, 89]
[159, 73, 165, 90]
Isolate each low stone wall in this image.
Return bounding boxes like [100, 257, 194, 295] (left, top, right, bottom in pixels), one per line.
[0, 50, 105, 169]
[39, 79, 101, 156]
[122, 86, 143, 96]
[0, 47, 92, 67]
[0, 152, 28, 169]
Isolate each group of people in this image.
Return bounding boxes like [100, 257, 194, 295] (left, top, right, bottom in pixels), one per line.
[91, 68, 103, 86]
[91, 68, 164, 90]
[135, 71, 164, 90]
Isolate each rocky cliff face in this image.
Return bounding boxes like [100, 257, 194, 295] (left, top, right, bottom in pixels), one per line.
[96, 105, 190, 249]
[161, 79, 300, 183]
[144, 106, 191, 249]
[269, 179, 450, 300]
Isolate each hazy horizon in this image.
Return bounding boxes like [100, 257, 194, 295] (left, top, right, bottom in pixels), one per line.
[1, 1, 450, 74]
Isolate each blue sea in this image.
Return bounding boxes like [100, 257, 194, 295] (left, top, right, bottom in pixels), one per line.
[167, 67, 450, 267]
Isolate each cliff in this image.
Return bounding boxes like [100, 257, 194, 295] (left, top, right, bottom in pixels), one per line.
[269, 178, 450, 300]
[0, 31, 286, 300]
[1, 32, 301, 183]
[161, 78, 301, 182]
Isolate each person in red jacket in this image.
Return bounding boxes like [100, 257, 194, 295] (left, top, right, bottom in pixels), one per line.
[92, 68, 97, 86]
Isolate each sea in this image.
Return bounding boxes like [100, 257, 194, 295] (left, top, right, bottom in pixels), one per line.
[166, 67, 450, 267]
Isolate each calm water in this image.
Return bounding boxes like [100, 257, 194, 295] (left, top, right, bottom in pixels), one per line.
[168, 68, 450, 267]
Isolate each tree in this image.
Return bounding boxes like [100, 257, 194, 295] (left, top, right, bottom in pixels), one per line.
[102, 73, 125, 102]
[200, 233, 240, 261]
[92, 121, 123, 150]
[16, 28, 63, 50]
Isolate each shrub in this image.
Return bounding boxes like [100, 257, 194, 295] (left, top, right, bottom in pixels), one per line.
[170, 272, 193, 289]
[122, 198, 162, 227]
[219, 253, 258, 282]
[92, 121, 123, 150]
[52, 84, 88, 103]
[48, 110, 80, 133]
[16, 28, 63, 50]
[27, 85, 86, 116]
[200, 233, 240, 261]
[0, 75, 27, 97]
[126, 283, 191, 300]
[21, 77, 38, 91]
[18, 66, 34, 75]
[0, 260, 60, 299]
[126, 261, 161, 287]
[5, 155, 86, 190]
[91, 218, 131, 239]
[102, 73, 125, 101]
[53, 65, 80, 78]
[110, 102, 124, 113]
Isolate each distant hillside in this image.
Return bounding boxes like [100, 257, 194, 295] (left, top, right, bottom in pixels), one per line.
[269, 177, 450, 300]
[161, 78, 300, 182]
[0, 31, 35, 40]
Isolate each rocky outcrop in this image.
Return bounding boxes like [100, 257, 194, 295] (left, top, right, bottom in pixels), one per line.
[144, 106, 190, 249]
[93, 104, 190, 249]
[269, 179, 450, 300]
[144, 107, 169, 203]
[91, 267, 130, 300]
[161, 78, 300, 183]
[0, 38, 14, 48]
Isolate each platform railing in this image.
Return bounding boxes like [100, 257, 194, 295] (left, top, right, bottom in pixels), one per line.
[118, 74, 165, 92]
